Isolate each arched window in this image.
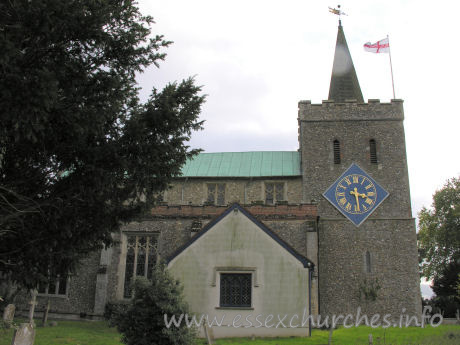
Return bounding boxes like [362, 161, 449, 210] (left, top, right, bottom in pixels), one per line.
[365, 251, 372, 273]
[333, 140, 341, 164]
[369, 139, 378, 164]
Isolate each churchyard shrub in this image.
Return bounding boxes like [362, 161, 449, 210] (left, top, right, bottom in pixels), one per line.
[111, 264, 196, 345]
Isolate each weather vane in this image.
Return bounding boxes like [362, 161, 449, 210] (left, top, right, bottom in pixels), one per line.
[329, 5, 347, 24]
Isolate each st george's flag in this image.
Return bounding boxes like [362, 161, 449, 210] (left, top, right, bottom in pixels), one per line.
[363, 37, 389, 53]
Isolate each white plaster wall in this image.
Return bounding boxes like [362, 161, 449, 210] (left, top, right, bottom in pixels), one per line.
[168, 209, 310, 338]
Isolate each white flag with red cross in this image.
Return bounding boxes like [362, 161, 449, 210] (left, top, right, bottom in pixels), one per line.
[363, 38, 390, 53]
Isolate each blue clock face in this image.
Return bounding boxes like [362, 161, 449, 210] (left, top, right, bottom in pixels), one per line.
[323, 163, 389, 226]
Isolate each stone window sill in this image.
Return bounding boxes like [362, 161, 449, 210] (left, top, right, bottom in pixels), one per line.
[215, 306, 254, 310]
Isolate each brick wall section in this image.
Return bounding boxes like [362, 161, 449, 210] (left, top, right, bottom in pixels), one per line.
[151, 203, 317, 220]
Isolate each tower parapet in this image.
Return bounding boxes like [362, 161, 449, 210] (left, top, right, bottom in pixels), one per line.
[298, 99, 404, 123]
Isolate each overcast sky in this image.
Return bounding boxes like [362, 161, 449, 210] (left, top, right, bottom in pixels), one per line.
[136, 1, 459, 296]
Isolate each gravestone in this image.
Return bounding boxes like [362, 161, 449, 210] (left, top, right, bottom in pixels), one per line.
[11, 323, 35, 345]
[2, 303, 15, 327]
[28, 290, 37, 326]
[41, 299, 50, 327]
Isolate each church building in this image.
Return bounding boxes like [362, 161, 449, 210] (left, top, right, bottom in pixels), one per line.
[24, 22, 422, 337]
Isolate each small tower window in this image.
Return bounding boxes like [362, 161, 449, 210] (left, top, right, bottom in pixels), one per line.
[333, 140, 341, 164]
[369, 139, 378, 164]
[365, 251, 372, 273]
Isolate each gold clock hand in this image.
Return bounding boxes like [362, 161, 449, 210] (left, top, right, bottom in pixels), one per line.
[350, 187, 360, 211]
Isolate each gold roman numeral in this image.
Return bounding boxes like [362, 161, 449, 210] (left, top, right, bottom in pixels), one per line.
[365, 198, 373, 205]
[365, 184, 372, 190]
[345, 203, 352, 211]
[337, 192, 345, 197]
[344, 177, 351, 185]
[339, 198, 346, 205]
[352, 175, 359, 183]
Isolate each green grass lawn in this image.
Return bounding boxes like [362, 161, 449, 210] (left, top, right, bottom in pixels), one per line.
[0, 320, 122, 345]
[197, 325, 460, 344]
[1, 320, 459, 345]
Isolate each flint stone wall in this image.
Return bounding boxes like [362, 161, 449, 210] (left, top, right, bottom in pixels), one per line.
[299, 100, 421, 319]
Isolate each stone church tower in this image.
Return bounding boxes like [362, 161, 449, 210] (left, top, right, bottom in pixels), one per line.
[299, 22, 421, 317]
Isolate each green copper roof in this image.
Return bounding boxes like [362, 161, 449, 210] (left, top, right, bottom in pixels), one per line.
[328, 22, 364, 103]
[180, 151, 301, 177]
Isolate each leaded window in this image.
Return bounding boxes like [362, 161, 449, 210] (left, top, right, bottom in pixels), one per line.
[265, 182, 284, 205]
[207, 183, 225, 205]
[123, 234, 158, 298]
[220, 273, 252, 308]
[37, 275, 69, 297]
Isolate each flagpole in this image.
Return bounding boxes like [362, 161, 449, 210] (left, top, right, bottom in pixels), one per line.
[387, 34, 396, 99]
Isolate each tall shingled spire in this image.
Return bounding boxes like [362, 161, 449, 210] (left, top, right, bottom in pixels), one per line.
[328, 21, 364, 103]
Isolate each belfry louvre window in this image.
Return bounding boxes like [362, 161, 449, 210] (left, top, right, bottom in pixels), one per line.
[333, 140, 341, 164]
[369, 139, 378, 164]
[37, 275, 69, 297]
[124, 234, 158, 298]
[207, 183, 225, 205]
[265, 182, 284, 205]
[220, 273, 252, 308]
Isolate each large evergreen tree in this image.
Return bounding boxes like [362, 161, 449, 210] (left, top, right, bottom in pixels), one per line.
[0, 0, 204, 288]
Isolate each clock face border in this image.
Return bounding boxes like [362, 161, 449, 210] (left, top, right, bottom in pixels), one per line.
[334, 174, 378, 215]
[322, 163, 389, 227]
